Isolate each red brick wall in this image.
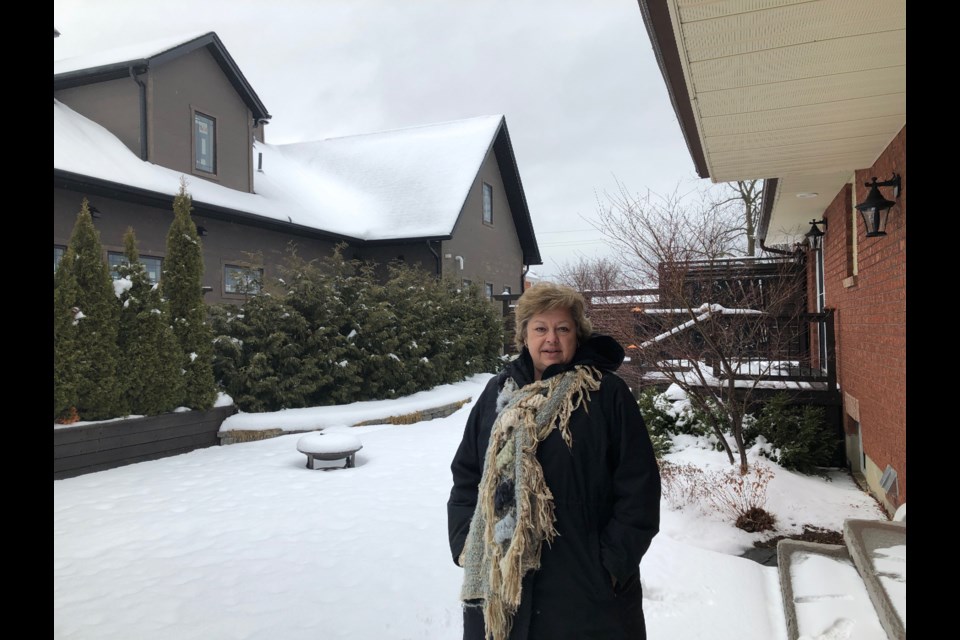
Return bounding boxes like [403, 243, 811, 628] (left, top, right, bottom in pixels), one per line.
[816, 126, 906, 505]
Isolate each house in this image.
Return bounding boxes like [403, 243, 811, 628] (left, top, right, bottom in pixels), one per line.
[637, 0, 906, 514]
[54, 32, 541, 306]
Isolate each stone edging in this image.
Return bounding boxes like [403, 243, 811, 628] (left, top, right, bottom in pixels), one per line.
[218, 397, 471, 445]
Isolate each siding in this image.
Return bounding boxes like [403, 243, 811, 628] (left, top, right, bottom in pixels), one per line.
[443, 151, 525, 294]
[54, 188, 341, 306]
[56, 77, 142, 157]
[149, 47, 254, 192]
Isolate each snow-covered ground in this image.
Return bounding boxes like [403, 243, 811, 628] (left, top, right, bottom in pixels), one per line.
[54, 374, 894, 639]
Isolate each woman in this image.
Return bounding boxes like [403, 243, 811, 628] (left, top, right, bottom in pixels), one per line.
[447, 283, 661, 640]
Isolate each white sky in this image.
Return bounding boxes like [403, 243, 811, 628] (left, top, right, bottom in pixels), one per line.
[53, 375, 903, 639]
[52, 0, 712, 279]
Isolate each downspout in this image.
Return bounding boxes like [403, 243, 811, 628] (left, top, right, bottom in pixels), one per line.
[129, 66, 147, 160]
[426, 240, 441, 278]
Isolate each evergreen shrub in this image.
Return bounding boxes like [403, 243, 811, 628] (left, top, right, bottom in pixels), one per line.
[55, 200, 122, 420]
[742, 393, 840, 474]
[212, 247, 503, 412]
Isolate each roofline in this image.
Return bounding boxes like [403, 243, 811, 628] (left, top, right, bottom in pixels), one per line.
[54, 169, 374, 245]
[636, 0, 709, 179]
[491, 118, 543, 266]
[54, 32, 271, 122]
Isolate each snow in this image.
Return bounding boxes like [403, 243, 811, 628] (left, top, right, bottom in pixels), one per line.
[53, 31, 212, 75]
[790, 553, 887, 640]
[54, 378, 893, 640]
[296, 432, 362, 454]
[874, 544, 906, 626]
[53, 99, 503, 242]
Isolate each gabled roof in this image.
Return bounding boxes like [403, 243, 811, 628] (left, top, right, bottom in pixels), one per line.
[637, 0, 906, 245]
[53, 100, 541, 263]
[54, 31, 270, 123]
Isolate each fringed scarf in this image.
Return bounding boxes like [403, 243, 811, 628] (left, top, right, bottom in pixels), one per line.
[460, 365, 603, 640]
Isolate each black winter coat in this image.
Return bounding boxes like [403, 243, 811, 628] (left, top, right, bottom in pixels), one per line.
[447, 334, 661, 640]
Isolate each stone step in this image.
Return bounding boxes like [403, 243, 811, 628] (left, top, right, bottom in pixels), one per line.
[842, 519, 906, 640]
[777, 539, 889, 639]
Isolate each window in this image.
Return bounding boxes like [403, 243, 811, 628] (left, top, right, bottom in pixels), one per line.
[482, 182, 493, 225]
[225, 265, 263, 295]
[485, 282, 494, 301]
[502, 286, 511, 296]
[462, 278, 472, 288]
[108, 252, 163, 284]
[54, 246, 65, 273]
[194, 112, 217, 173]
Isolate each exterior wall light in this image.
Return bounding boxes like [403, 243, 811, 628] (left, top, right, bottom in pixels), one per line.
[804, 219, 826, 250]
[855, 174, 901, 237]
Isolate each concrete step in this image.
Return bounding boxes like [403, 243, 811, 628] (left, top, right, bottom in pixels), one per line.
[843, 519, 906, 640]
[778, 516, 907, 640]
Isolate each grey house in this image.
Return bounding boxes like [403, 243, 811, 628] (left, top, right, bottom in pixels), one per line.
[54, 32, 541, 305]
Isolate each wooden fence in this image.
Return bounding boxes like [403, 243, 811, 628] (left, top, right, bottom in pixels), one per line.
[54, 405, 237, 480]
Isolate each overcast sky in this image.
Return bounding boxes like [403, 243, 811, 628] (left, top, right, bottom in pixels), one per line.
[53, 0, 712, 279]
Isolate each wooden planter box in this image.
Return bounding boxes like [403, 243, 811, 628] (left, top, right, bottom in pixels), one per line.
[54, 405, 237, 480]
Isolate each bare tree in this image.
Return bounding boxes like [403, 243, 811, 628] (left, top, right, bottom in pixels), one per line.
[708, 180, 763, 256]
[595, 181, 747, 289]
[591, 181, 809, 472]
[555, 256, 625, 293]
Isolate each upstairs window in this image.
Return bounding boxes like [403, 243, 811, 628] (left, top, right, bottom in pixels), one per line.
[225, 265, 263, 295]
[194, 112, 217, 174]
[108, 252, 163, 285]
[482, 183, 493, 225]
[485, 282, 494, 301]
[54, 246, 65, 273]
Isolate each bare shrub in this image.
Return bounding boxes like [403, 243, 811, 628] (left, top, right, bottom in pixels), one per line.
[705, 465, 776, 531]
[660, 460, 778, 532]
[658, 460, 710, 509]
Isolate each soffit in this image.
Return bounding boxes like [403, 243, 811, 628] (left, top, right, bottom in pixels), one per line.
[667, 0, 905, 245]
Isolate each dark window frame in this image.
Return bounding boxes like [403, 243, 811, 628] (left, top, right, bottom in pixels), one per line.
[224, 264, 264, 296]
[107, 251, 163, 285]
[193, 110, 218, 175]
[482, 182, 493, 225]
[485, 282, 494, 301]
[54, 245, 66, 273]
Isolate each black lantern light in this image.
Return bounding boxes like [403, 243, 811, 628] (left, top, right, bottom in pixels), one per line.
[855, 174, 901, 238]
[804, 219, 826, 250]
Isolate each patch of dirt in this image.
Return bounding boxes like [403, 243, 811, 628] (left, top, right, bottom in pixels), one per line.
[753, 524, 844, 549]
[736, 507, 777, 533]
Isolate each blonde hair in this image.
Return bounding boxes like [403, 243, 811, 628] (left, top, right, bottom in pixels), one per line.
[514, 283, 593, 352]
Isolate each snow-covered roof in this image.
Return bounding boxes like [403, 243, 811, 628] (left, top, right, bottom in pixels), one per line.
[53, 30, 539, 260]
[54, 31, 270, 122]
[54, 99, 505, 242]
[53, 31, 211, 75]
[255, 116, 503, 240]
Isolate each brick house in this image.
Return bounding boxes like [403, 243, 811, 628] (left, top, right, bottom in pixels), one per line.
[638, 0, 906, 514]
[54, 32, 541, 306]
